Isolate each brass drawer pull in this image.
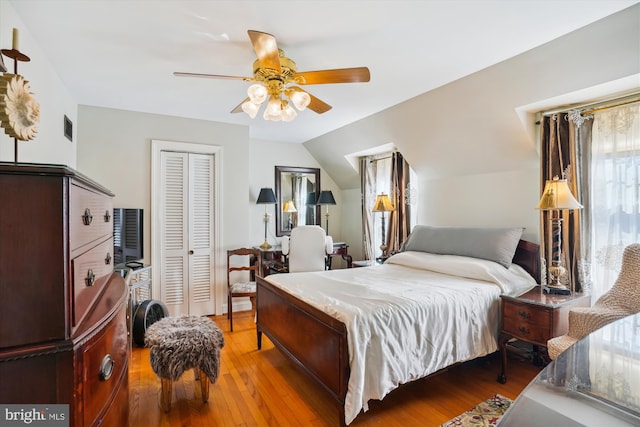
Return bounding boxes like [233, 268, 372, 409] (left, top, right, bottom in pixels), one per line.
[518, 310, 531, 320]
[518, 326, 530, 335]
[104, 210, 111, 223]
[105, 252, 111, 265]
[99, 354, 114, 381]
[82, 208, 93, 226]
[85, 269, 96, 287]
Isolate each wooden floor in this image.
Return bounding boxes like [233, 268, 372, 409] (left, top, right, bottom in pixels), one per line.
[128, 311, 541, 426]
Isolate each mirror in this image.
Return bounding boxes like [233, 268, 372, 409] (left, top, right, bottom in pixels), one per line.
[275, 166, 321, 237]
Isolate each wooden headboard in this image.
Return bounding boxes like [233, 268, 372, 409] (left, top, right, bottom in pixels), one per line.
[513, 240, 540, 284]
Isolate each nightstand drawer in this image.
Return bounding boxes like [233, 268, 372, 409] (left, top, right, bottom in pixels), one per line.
[503, 302, 551, 329]
[503, 320, 551, 344]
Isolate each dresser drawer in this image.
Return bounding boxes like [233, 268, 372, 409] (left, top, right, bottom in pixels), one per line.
[72, 237, 115, 326]
[82, 305, 128, 427]
[69, 181, 113, 257]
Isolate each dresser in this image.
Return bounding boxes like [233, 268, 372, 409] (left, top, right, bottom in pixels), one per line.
[0, 163, 129, 426]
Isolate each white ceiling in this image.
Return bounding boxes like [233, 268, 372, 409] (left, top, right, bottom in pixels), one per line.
[9, 0, 639, 143]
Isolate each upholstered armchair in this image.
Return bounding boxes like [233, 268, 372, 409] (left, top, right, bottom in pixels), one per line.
[547, 243, 640, 360]
[281, 225, 333, 273]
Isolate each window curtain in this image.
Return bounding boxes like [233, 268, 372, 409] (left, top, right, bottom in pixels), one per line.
[360, 157, 376, 261]
[539, 113, 592, 292]
[386, 152, 411, 254]
[587, 103, 640, 299]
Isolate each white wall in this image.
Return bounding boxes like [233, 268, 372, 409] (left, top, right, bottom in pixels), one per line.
[76, 105, 250, 261]
[304, 4, 640, 247]
[249, 139, 345, 258]
[0, 1, 76, 165]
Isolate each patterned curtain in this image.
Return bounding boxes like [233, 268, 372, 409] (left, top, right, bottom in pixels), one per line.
[539, 113, 593, 292]
[386, 152, 411, 254]
[587, 103, 640, 298]
[360, 157, 376, 261]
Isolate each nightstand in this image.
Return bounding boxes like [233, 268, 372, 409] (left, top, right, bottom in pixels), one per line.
[497, 287, 590, 384]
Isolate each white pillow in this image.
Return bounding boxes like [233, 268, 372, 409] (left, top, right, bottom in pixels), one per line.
[386, 251, 536, 296]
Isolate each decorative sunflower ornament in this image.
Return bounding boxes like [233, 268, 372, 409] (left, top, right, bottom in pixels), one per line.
[0, 73, 40, 140]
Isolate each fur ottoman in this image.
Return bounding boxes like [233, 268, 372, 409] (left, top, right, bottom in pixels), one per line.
[145, 315, 225, 411]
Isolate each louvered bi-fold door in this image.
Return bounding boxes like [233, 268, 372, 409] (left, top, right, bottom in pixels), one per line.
[160, 151, 215, 316]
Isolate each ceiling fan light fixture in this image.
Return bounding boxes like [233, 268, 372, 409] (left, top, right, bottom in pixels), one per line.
[241, 99, 260, 118]
[288, 90, 310, 111]
[263, 96, 283, 121]
[281, 102, 297, 122]
[247, 83, 268, 104]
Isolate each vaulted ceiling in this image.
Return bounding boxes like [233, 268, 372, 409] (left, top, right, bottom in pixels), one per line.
[9, 0, 638, 143]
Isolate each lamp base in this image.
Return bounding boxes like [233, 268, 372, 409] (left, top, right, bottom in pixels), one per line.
[543, 285, 571, 295]
[259, 240, 272, 250]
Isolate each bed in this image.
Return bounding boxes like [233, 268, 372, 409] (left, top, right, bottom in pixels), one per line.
[256, 226, 540, 426]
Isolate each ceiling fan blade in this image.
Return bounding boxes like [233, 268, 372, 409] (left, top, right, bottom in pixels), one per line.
[174, 71, 253, 81]
[289, 87, 332, 114]
[294, 67, 370, 85]
[248, 30, 282, 73]
[230, 98, 250, 114]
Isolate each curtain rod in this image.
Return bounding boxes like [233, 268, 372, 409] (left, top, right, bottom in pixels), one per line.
[541, 91, 640, 116]
[368, 153, 394, 163]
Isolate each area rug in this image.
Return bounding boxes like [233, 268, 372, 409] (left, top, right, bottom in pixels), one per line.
[439, 394, 513, 427]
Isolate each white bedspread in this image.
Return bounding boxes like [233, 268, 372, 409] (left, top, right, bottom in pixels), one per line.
[263, 251, 536, 425]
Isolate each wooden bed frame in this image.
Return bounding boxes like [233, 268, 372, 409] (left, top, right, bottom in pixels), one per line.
[256, 240, 540, 426]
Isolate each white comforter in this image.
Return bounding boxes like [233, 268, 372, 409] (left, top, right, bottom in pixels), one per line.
[264, 251, 536, 425]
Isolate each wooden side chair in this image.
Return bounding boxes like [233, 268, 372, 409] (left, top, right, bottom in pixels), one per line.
[227, 248, 261, 332]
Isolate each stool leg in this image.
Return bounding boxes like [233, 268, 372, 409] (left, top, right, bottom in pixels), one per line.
[195, 367, 209, 403]
[161, 378, 172, 412]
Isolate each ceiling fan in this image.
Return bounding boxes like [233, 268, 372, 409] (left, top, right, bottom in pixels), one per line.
[174, 30, 370, 122]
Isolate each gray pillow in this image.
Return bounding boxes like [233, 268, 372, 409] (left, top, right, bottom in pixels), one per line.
[401, 225, 523, 268]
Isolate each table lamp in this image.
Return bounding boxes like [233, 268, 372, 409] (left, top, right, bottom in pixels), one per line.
[535, 177, 583, 294]
[256, 188, 276, 249]
[317, 190, 336, 235]
[372, 193, 395, 258]
[283, 200, 297, 230]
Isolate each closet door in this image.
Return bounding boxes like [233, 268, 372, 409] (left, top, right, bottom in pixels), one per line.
[159, 151, 215, 316]
[187, 153, 215, 316]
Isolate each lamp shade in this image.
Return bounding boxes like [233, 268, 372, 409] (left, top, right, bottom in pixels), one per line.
[306, 192, 317, 205]
[283, 200, 297, 213]
[256, 187, 276, 204]
[535, 178, 583, 210]
[317, 190, 336, 205]
[372, 193, 395, 212]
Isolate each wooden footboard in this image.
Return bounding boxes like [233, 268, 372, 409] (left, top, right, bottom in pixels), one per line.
[256, 275, 349, 425]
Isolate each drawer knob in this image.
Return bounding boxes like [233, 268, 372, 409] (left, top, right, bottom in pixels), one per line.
[104, 210, 111, 223]
[99, 354, 114, 381]
[85, 269, 96, 287]
[518, 310, 531, 320]
[518, 326, 530, 335]
[82, 208, 93, 226]
[105, 252, 112, 265]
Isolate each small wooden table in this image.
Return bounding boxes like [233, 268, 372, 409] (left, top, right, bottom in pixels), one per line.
[497, 287, 590, 384]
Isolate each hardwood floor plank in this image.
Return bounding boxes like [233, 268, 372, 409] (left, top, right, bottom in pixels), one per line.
[129, 312, 541, 426]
